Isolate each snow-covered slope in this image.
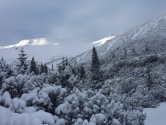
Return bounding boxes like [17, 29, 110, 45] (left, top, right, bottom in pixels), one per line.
[71, 10, 166, 64]
[144, 103, 166, 125]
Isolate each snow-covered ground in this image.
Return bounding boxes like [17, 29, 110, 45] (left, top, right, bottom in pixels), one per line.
[144, 102, 166, 125]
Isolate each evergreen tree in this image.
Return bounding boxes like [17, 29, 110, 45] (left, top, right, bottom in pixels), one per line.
[91, 46, 102, 89]
[145, 66, 153, 91]
[52, 63, 54, 70]
[30, 56, 37, 75]
[0, 57, 3, 71]
[40, 63, 45, 74]
[124, 48, 127, 58]
[58, 65, 62, 74]
[44, 63, 48, 74]
[145, 43, 149, 52]
[132, 47, 136, 55]
[17, 48, 28, 73]
[112, 52, 115, 59]
[80, 64, 86, 79]
[36, 66, 40, 75]
[0, 57, 6, 71]
[0, 75, 2, 89]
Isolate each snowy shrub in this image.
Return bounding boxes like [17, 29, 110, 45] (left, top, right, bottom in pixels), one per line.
[55, 88, 145, 125]
[0, 91, 12, 107]
[9, 97, 26, 113]
[119, 77, 138, 94]
[55, 118, 65, 125]
[1, 74, 29, 98]
[90, 113, 106, 124]
[21, 85, 67, 115]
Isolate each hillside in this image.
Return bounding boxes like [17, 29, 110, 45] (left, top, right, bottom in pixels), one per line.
[69, 10, 166, 109]
[71, 11, 166, 65]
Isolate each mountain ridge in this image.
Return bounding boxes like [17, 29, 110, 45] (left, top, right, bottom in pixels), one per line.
[70, 10, 166, 65]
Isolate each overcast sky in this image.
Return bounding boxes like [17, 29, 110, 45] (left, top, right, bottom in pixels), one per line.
[0, 0, 166, 46]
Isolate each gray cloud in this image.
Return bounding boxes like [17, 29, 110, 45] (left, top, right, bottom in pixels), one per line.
[0, 0, 166, 46]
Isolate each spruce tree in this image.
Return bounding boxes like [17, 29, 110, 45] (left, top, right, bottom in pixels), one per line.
[80, 64, 86, 79]
[0, 57, 6, 71]
[40, 63, 45, 74]
[124, 48, 127, 59]
[132, 47, 136, 55]
[146, 66, 153, 91]
[0, 57, 3, 71]
[17, 48, 28, 73]
[30, 56, 37, 75]
[52, 63, 54, 70]
[112, 52, 115, 59]
[91, 46, 102, 89]
[145, 43, 149, 52]
[44, 63, 48, 74]
[36, 66, 40, 75]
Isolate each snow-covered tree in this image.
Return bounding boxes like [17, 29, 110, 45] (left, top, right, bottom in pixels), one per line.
[79, 64, 86, 79]
[0, 57, 6, 71]
[124, 48, 127, 58]
[17, 48, 28, 74]
[52, 63, 54, 70]
[44, 63, 48, 74]
[91, 46, 103, 89]
[40, 63, 48, 75]
[40, 63, 45, 74]
[145, 66, 153, 91]
[30, 56, 37, 75]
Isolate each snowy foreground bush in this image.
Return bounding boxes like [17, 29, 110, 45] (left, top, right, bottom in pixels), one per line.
[0, 84, 146, 125]
[0, 106, 58, 125]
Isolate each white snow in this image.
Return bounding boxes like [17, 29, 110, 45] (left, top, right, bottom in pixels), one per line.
[144, 102, 166, 125]
[0, 105, 13, 125]
[55, 102, 69, 115]
[0, 106, 56, 125]
[55, 118, 65, 125]
[3, 38, 58, 48]
[31, 118, 43, 125]
[31, 110, 55, 125]
[23, 107, 37, 113]
[90, 113, 106, 124]
[92, 35, 116, 46]
[2, 91, 12, 107]
[112, 118, 121, 125]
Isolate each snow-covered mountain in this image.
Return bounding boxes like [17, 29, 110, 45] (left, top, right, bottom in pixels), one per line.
[0, 35, 115, 65]
[71, 11, 166, 65]
[0, 38, 61, 64]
